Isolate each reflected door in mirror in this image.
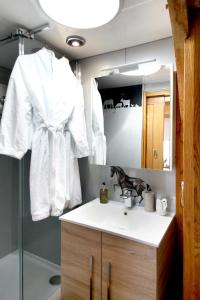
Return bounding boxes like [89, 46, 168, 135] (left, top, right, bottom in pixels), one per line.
[142, 92, 170, 170]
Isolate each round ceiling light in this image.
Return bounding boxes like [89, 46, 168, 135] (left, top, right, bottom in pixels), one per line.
[38, 0, 120, 29]
[66, 35, 86, 47]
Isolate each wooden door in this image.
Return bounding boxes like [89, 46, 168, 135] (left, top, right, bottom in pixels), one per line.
[61, 222, 101, 300]
[102, 232, 157, 300]
[142, 93, 167, 170]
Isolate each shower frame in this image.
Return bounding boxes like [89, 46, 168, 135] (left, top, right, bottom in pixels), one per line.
[0, 24, 50, 300]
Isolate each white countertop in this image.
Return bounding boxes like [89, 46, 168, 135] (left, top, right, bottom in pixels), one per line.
[60, 199, 175, 248]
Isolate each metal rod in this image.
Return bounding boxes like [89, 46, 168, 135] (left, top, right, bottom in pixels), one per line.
[17, 35, 25, 300]
[0, 34, 14, 42]
[18, 35, 25, 56]
[29, 23, 50, 35]
[0, 23, 50, 46]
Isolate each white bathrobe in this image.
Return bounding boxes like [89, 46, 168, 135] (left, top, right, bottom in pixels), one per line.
[0, 48, 89, 221]
[86, 79, 106, 165]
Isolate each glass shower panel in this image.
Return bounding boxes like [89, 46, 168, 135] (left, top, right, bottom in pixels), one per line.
[0, 40, 21, 300]
[22, 39, 61, 300]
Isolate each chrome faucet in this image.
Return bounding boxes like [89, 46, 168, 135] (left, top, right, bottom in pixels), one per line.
[120, 191, 133, 208]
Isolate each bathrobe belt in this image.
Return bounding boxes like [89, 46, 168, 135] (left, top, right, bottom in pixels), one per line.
[31, 121, 71, 218]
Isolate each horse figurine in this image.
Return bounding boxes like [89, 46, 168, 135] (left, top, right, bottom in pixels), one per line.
[103, 99, 114, 109]
[120, 99, 130, 108]
[110, 166, 151, 201]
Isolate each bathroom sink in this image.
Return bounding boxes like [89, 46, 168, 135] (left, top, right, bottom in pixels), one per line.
[60, 199, 175, 247]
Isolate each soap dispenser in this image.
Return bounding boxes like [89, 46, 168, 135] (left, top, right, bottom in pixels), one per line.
[100, 182, 108, 204]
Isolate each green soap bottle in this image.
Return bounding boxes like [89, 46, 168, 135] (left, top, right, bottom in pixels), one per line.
[100, 182, 108, 204]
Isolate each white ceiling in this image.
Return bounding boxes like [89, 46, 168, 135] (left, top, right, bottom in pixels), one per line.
[0, 0, 172, 59]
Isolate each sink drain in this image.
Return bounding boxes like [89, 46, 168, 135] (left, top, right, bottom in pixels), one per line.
[49, 275, 61, 286]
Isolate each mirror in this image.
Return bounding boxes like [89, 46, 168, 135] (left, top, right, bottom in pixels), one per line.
[93, 64, 174, 171]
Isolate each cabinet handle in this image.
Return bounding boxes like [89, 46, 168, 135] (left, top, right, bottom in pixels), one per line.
[89, 256, 93, 300]
[107, 263, 111, 300]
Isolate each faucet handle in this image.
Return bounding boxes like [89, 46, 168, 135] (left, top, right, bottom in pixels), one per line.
[120, 194, 128, 199]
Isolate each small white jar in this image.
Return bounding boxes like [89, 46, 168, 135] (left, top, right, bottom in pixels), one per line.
[156, 198, 168, 216]
[143, 191, 155, 212]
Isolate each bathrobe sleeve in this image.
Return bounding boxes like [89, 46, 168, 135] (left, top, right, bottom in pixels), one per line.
[0, 57, 32, 159]
[68, 81, 89, 158]
[89, 79, 107, 165]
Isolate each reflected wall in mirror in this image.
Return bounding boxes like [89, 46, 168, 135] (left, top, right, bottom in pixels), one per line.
[0, 67, 10, 117]
[0, 41, 18, 118]
[94, 64, 174, 171]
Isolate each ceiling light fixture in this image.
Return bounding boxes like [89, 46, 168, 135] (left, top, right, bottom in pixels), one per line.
[38, 0, 120, 29]
[66, 35, 86, 47]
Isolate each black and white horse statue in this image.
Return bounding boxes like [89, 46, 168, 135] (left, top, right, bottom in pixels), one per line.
[110, 166, 151, 201]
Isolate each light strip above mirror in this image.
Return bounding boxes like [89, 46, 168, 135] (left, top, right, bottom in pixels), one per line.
[101, 59, 161, 76]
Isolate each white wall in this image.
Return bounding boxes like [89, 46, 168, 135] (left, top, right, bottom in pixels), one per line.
[79, 37, 176, 212]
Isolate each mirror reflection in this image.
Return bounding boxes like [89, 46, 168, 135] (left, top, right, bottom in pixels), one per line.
[94, 64, 173, 171]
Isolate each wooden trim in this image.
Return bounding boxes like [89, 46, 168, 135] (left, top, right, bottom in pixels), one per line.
[141, 92, 147, 167]
[183, 12, 200, 300]
[167, 2, 200, 299]
[167, 2, 187, 297]
[167, 0, 189, 121]
[167, 0, 189, 41]
[143, 91, 170, 97]
[175, 78, 184, 299]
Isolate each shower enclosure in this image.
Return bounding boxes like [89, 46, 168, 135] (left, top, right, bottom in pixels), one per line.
[0, 31, 61, 300]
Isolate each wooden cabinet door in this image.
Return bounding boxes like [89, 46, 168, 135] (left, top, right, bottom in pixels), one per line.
[61, 222, 101, 300]
[102, 233, 157, 300]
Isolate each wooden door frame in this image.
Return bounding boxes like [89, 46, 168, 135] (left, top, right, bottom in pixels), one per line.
[142, 91, 170, 168]
[168, 1, 200, 299]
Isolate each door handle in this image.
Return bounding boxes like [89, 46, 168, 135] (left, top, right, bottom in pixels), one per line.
[89, 256, 93, 300]
[153, 149, 158, 159]
[107, 263, 111, 300]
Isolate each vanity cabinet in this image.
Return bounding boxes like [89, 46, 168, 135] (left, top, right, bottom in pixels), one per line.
[61, 222, 101, 300]
[61, 220, 176, 300]
[102, 233, 157, 300]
